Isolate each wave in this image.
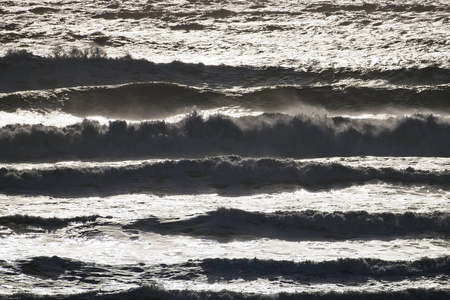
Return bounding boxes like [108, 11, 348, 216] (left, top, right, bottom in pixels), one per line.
[0, 82, 220, 119]
[199, 256, 450, 280]
[1, 157, 449, 196]
[1, 114, 449, 161]
[0, 215, 100, 233]
[7, 255, 450, 286]
[17, 256, 89, 280]
[1, 52, 450, 93]
[10, 255, 450, 282]
[124, 208, 450, 240]
[3, 255, 450, 299]
[28, 6, 59, 14]
[1, 83, 449, 119]
[242, 85, 450, 114]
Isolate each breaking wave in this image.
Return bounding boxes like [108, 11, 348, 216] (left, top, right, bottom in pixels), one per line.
[1, 113, 449, 161]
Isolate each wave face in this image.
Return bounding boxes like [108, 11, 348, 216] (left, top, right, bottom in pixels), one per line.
[2, 0, 450, 298]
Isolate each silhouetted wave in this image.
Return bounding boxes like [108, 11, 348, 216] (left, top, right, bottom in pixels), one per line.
[1, 114, 449, 161]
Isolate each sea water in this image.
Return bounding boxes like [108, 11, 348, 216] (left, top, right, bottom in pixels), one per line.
[0, 0, 450, 299]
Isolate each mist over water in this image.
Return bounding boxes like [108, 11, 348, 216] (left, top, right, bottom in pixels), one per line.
[1, 0, 450, 299]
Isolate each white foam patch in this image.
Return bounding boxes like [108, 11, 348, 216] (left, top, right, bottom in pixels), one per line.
[0, 110, 117, 127]
[0, 110, 81, 127]
[164, 107, 264, 123]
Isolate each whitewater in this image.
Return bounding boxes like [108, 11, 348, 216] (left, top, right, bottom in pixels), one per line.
[0, 0, 449, 299]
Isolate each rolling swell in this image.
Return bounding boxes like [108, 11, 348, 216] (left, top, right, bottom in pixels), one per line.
[125, 208, 450, 240]
[1, 83, 450, 118]
[2, 53, 450, 93]
[246, 85, 450, 113]
[0, 83, 219, 118]
[1, 157, 449, 196]
[1, 113, 449, 161]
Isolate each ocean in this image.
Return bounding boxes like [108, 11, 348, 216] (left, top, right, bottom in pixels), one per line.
[1, 0, 450, 299]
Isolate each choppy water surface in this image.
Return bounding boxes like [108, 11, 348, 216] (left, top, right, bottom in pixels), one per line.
[1, 0, 449, 299]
